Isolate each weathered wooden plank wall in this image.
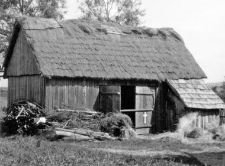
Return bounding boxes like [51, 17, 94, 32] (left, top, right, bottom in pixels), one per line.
[154, 83, 167, 132]
[99, 85, 121, 113]
[45, 78, 164, 133]
[192, 109, 220, 129]
[45, 79, 100, 112]
[8, 76, 45, 107]
[5, 30, 39, 76]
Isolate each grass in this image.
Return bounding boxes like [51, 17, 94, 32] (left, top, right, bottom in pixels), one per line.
[0, 136, 207, 166]
[77, 138, 201, 152]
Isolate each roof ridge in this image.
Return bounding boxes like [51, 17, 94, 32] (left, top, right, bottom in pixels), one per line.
[15, 16, 184, 43]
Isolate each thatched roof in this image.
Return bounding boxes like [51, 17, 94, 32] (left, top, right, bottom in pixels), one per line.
[168, 79, 225, 109]
[4, 16, 206, 81]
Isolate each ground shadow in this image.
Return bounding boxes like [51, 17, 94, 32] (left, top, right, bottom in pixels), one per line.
[161, 153, 205, 166]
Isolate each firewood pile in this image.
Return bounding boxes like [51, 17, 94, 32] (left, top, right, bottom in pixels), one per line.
[3, 101, 136, 141]
[3, 100, 47, 135]
[46, 109, 116, 141]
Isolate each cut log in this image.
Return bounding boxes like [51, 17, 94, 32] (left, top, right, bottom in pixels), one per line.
[55, 128, 115, 140]
[56, 130, 93, 141]
[56, 108, 98, 115]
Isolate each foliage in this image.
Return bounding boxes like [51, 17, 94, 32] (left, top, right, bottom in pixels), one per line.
[0, 0, 66, 63]
[78, 0, 145, 26]
[212, 81, 225, 102]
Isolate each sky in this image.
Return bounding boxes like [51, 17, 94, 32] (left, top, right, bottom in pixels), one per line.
[65, 0, 225, 83]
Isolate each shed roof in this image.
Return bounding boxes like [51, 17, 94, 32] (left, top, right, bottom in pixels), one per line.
[167, 79, 225, 109]
[4, 16, 207, 81]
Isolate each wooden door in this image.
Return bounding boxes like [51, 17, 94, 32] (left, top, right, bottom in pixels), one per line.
[135, 86, 155, 134]
[99, 85, 121, 113]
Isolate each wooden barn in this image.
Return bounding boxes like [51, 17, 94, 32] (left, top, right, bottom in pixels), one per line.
[3, 16, 225, 134]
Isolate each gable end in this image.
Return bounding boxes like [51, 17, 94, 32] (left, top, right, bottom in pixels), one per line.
[4, 29, 40, 77]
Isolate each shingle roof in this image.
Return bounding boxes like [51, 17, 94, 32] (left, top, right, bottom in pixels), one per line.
[167, 79, 225, 109]
[4, 16, 207, 81]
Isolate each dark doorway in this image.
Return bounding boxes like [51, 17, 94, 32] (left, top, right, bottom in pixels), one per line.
[121, 86, 135, 110]
[121, 86, 136, 126]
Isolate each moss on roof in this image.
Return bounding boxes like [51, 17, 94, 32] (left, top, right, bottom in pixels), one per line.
[4, 16, 207, 81]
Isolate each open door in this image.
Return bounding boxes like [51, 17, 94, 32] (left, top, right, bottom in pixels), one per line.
[135, 86, 155, 134]
[99, 85, 121, 113]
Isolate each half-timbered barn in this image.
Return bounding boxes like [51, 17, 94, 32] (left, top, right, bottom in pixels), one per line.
[3, 17, 225, 133]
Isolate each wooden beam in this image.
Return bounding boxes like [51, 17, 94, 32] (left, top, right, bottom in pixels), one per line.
[121, 109, 153, 112]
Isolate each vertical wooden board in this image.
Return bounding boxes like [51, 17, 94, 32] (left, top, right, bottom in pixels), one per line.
[26, 76, 29, 101]
[54, 80, 58, 109]
[135, 111, 152, 134]
[38, 76, 41, 104]
[58, 80, 62, 108]
[198, 115, 201, 128]
[85, 81, 89, 109]
[45, 80, 50, 110]
[21, 76, 24, 99]
[73, 81, 77, 108]
[135, 86, 155, 134]
[99, 85, 121, 113]
[32, 76, 35, 101]
[72, 80, 76, 108]
[83, 80, 86, 108]
[64, 80, 68, 107]
[40, 77, 44, 107]
[76, 81, 81, 108]
[208, 112, 211, 123]
[67, 80, 70, 107]
[51, 80, 55, 110]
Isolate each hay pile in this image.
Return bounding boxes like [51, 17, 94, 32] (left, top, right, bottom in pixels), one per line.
[100, 113, 137, 139]
[151, 112, 224, 142]
[177, 112, 198, 138]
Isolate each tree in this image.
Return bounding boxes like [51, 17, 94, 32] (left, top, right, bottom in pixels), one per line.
[78, 0, 145, 26]
[212, 78, 225, 102]
[0, 0, 66, 65]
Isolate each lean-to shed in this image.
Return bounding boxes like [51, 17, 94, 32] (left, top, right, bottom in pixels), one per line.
[3, 16, 225, 133]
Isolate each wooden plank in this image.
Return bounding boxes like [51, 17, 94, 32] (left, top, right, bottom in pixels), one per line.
[121, 109, 153, 112]
[135, 86, 155, 134]
[99, 85, 121, 113]
[67, 80, 72, 108]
